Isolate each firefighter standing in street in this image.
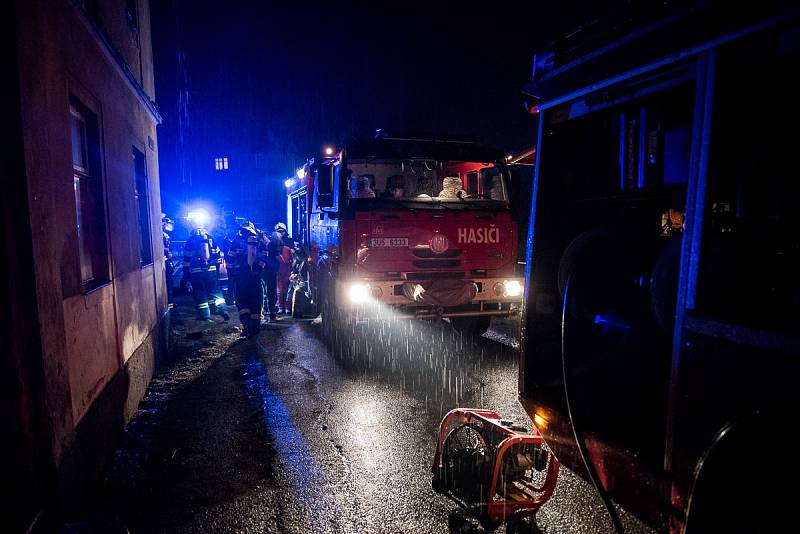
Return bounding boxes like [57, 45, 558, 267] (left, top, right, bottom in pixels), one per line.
[162, 214, 175, 310]
[225, 223, 247, 307]
[229, 221, 264, 336]
[220, 223, 237, 304]
[263, 222, 287, 322]
[276, 240, 293, 314]
[184, 218, 229, 321]
[212, 222, 230, 306]
[277, 230, 298, 314]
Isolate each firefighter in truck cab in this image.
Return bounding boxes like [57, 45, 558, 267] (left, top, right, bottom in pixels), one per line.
[289, 132, 523, 337]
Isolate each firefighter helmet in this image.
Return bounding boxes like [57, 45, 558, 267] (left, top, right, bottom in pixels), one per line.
[161, 214, 174, 232]
[239, 220, 257, 237]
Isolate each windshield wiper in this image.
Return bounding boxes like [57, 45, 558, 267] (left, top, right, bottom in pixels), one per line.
[393, 198, 456, 210]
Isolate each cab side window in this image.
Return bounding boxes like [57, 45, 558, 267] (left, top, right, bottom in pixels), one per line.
[695, 30, 800, 333]
[466, 171, 479, 197]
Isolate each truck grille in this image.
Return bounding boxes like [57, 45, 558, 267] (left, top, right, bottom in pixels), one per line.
[413, 259, 461, 269]
[412, 248, 463, 258]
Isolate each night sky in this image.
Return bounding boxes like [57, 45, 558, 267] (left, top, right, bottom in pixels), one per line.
[151, 0, 618, 225]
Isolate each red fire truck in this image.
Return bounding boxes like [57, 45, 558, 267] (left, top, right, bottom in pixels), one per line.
[285, 131, 523, 336]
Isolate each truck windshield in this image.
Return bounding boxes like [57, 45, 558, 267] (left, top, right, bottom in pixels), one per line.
[344, 159, 509, 209]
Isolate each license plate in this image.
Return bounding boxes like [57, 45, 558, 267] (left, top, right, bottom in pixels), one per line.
[369, 237, 408, 248]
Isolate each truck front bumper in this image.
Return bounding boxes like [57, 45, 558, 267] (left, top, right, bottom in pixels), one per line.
[390, 301, 520, 319]
[335, 277, 523, 319]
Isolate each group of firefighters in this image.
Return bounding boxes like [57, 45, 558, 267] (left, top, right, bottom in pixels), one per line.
[161, 214, 307, 337]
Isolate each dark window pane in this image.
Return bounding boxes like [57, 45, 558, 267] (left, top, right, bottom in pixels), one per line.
[133, 147, 152, 266]
[696, 34, 800, 332]
[480, 167, 507, 201]
[466, 171, 478, 196]
[69, 96, 109, 292]
[70, 109, 87, 172]
[74, 175, 93, 284]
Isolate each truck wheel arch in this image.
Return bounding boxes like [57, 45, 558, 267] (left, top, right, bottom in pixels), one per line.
[685, 410, 793, 533]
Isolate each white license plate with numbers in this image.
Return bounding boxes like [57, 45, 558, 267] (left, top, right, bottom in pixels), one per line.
[369, 237, 409, 248]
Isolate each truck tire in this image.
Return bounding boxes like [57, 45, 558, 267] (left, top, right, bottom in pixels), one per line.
[450, 316, 491, 339]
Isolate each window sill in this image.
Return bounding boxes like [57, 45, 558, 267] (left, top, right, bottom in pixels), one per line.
[82, 279, 111, 295]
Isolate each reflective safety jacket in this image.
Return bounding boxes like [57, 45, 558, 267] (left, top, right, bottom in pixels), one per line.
[226, 229, 267, 275]
[163, 231, 173, 261]
[183, 230, 219, 275]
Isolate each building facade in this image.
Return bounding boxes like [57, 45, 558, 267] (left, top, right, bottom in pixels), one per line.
[2, 0, 167, 530]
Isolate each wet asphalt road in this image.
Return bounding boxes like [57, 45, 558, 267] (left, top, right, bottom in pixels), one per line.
[101, 298, 654, 533]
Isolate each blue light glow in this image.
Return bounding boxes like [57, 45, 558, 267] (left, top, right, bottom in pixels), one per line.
[187, 208, 210, 227]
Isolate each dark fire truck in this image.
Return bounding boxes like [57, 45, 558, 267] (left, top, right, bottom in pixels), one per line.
[286, 131, 523, 335]
[519, 3, 799, 533]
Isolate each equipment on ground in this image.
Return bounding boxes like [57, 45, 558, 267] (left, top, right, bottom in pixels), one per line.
[432, 408, 559, 531]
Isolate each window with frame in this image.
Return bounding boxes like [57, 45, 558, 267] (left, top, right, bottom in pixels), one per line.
[695, 34, 800, 334]
[214, 157, 229, 170]
[133, 147, 152, 266]
[70, 98, 110, 291]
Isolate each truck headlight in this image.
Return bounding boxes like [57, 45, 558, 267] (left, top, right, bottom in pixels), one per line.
[503, 280, 523, 297]
[348, 283, 370, 303]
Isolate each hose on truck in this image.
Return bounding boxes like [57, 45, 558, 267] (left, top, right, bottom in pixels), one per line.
[561, 276, 625, 534]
